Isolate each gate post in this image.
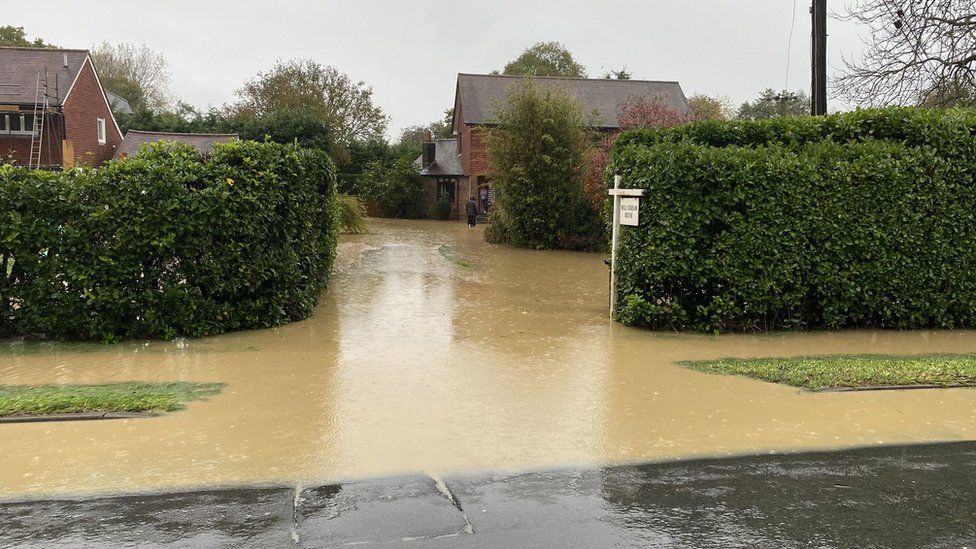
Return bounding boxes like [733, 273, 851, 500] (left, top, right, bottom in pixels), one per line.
[609, 175, 622, 318]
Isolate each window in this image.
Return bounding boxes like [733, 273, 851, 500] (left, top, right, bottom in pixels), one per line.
[97, 118, 106, 144]
[0, 113, 35, 136]
[437, 177, 456, 202]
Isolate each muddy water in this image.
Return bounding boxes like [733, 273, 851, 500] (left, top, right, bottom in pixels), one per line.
[2, 219, 976, 499]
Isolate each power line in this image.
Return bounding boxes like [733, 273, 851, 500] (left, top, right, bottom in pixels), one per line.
[785, 0, 799, 91]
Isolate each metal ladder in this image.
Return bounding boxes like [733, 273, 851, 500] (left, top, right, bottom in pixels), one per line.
[28, 70, 47, 170]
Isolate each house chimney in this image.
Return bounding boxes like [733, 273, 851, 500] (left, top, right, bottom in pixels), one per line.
[63, 53, 68, 68]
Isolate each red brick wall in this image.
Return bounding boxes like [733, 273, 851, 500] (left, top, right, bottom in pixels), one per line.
[63, 59, 122, 167]
[460, 124, 492, 177]
[0, 112, 65, 167]
[0, 135, 30, 166]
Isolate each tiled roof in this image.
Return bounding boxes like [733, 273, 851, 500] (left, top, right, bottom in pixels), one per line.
[456, 73, 691, 129]
[0, 47, 89, 106]
[114, 130, 240, 159]
[415, 138, 462, 176]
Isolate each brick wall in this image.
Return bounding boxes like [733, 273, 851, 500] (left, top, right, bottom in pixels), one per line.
[0, 112, 65, 168]
[460, 124, 492, 177]
[63, 59, 122, 167]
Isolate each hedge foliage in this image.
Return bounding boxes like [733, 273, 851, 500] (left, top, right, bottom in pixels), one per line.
[0, 140, 338, 341]
[609, 107, 976, 331]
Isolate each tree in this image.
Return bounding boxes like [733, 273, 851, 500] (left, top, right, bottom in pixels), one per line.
[835, 0, 976, 107]
[360, 156, 427, 218]
[234, 58, 388, 144]
[584, 98, 694, 212]
[502, 41, 587, 78]
[688, 94, 735, 121]
[602, 68, 633, 80]
[736, 89, 810, 120]
[91, 42, 172, 110]
[0, 26, 53, 47]
[486, 81, 601, 250]
[430, 108, 455, 139]
[617, 97, 696, 129]
[397, 109, 456, 155]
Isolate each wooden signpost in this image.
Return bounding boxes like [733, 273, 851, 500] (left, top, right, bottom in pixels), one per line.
[608, 175, 647, 317]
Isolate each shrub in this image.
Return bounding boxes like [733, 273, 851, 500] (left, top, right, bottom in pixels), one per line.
[428, 198, 453, 220]
[0, 140, 339, 341]
[609, 107, 976, 331]
[337, 194, 368, 233]
[361, 156, 426, 219]
[487, 80, 603, 250]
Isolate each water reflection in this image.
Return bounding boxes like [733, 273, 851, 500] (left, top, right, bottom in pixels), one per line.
[1, 219, 975, 499]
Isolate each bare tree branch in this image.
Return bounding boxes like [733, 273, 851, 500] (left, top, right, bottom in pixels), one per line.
[834, 0, 976, 107]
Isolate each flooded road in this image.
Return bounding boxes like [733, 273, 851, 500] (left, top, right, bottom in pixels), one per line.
[2, 219, 976, 499]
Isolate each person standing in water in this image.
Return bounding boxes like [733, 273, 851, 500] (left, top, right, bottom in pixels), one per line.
[465, 196, 478, 228]
[480, 186, 490, 214]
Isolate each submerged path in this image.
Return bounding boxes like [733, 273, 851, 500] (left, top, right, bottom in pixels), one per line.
[2, 442, 975, 548]
[2, 219, 976, 499]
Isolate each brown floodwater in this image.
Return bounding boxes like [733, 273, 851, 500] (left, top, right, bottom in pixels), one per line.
[2, 219, 976, 499]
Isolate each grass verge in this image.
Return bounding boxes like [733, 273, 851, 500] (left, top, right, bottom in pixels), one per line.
[680, 354, 976, 391]
[0, 382, 224, 417]
[438, 244, 475, 268]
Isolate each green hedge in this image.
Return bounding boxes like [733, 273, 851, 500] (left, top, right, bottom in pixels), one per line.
[614, 106, 976, 152]
[0, 140, 338, 341]
[609, 108, 976, 331]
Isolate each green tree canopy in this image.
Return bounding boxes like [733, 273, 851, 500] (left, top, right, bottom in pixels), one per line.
[0, 26, 54, 47]
[234, 58, 388, 144]
[502, 41, 587, 78]
[688, 94, 735, 121]
[737, 89, 810, 120]
[486, 81, 601, 250]
[602, 68, 632, 80]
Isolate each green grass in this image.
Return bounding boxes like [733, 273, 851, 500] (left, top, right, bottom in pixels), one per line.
[438, 245, 475, 268]
[680, 354, 976, 390]
[0, 382, 224, 417]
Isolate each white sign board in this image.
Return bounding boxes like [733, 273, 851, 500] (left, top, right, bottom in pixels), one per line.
[620, 197, 640, 226]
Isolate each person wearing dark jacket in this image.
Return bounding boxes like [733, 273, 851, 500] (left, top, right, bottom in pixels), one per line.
[465, 196, 478, 227]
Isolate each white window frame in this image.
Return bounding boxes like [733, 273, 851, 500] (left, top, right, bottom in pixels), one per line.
[97, 117, 106, 144]
[0, 113, 35, 136]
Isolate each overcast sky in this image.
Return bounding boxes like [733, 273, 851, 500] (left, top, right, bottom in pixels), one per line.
[8, 1, 867, 139]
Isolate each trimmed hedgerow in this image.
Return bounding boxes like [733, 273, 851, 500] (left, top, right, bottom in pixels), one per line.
[614, 106, 976, 152]
[0, 140, 338, 341]
[609, 107, 976, 331]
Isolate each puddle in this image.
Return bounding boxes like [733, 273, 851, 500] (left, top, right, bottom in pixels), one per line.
[2, 219, 976, 499]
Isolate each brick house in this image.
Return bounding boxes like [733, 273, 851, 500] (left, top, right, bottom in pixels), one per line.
[0, 47, 123, 169]
[420, 73, 691, 220]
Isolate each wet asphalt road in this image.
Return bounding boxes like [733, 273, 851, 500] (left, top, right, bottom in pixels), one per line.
[2, 442, 975, 548]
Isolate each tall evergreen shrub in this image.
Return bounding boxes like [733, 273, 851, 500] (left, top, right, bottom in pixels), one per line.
[609, 107, 976, 331]
[0, 140, 338, 341]
[485, 81, 603, 250]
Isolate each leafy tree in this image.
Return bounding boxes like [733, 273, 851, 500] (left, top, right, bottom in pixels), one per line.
[737, 89, 810, 120]
[486, 81, 601, 250]
[0, 26, 53, 47]
[91, 42, 172, 110]
[836, 0, 976, 107]
[430, 108, 455, 139]
[602, 68, 633, 80]
[360, 157, 426, 218]
[234, 58, 388, 144]
[618, 97, 695, 129]
[502, 41, 587, 78]
[688, 94, 735, 121]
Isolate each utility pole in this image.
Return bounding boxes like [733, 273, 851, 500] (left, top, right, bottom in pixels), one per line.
[811, 0, 828, 115]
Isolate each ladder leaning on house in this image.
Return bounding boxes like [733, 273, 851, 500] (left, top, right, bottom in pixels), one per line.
[28, 70, 48, 170]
